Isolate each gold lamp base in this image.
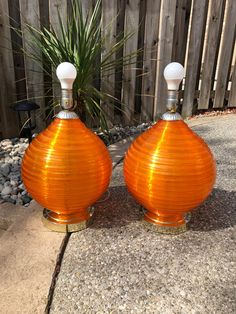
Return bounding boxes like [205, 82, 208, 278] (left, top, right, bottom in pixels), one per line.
[143, 219, 187, 234]
[42, 208, 94, 233]
[143, 211, 188, 234]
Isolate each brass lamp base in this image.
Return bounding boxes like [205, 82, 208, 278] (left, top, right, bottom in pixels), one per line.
[42, 208, 94, 233]
[143, 219, 187, 234]
[144, 211, 187, 234]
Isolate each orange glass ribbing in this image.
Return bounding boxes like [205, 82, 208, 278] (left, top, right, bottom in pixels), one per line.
[22, 118, 112, 223]
[124, 120, 216, 226]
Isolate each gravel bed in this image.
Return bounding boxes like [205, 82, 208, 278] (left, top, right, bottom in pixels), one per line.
[0, 138, 31, 206]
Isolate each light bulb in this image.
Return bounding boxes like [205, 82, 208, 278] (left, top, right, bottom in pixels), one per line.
[164, 62, 184, 90]
[56, 62, 77, 90]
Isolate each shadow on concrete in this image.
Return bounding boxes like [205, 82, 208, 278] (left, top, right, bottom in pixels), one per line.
[92, 186, 236, 232]
[190, 188, 236, 232]
[92, 186, 142, 229]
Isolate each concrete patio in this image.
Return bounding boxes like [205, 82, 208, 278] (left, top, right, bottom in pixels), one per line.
[0, 114, 236, 313]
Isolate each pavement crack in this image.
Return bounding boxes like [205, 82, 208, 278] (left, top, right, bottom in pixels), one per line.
[113, 157, 124, 169]
[45, 232, 71, 314]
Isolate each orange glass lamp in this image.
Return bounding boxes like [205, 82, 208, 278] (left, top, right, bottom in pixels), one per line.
[22, 62, 112, 232]
[124, 62, 216, 234]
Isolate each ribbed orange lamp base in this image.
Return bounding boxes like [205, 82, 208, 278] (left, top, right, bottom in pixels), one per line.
[22, 117, 112, 232]
[124, 119, 216, 234]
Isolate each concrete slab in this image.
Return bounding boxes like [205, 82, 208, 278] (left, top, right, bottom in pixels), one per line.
[0, 114, 235, 313]
[50, 114, 236, 314]
[0, 201, 64, 314]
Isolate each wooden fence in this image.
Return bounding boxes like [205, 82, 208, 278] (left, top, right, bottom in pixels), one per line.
[0, 0, 236, 138]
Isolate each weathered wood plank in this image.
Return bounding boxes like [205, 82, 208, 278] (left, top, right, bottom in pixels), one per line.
[134, 0, 146, 118]
[228, 63, 236, 107]
[172, 0, 191, 110]
[81, 0, 93, 18]
[0, 0, 18, 138]
[194, 1, 209, 94]
[101, 0, 117, 125]
[122, 0, 140, 125]
[180, 89, 230, 100]
[49, 0, 67, 108]
[154, 0, 177, 119]
[172, 0, 191, 64]
[141, 0, 161, 122]
[19, 0, 45, 130]
[213, 0, 236, 108]
[114, 0, 126, 124]
[49, 0, 67, 37]
[8, 0, 27, 103]
[182, 0, 209, 117]
[81, 0, 97, 127]
[198, 0, 225, 109]
[39, 0, 53, 124]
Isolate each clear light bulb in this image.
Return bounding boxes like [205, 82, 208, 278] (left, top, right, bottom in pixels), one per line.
[56, 62, 77, 90]
[164, 62, 184, 90]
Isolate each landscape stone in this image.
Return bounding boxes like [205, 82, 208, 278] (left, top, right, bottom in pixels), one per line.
[3, 196, 15, 204]
[18, 183, 25, 190]
[15, 199, 23, 205]
[12, 188, 18, 195]
[10, 180, 18, 187]
[0, 164, 10, 176]
[22, 195, 32, 205]
[1, 186, 12, 196]
[9, 171, 21, 179]
[11, 164, 20, 172]
[1, 139, 12, 146]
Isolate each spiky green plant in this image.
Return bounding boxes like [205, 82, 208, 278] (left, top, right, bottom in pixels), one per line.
[17, 0, 139, 132]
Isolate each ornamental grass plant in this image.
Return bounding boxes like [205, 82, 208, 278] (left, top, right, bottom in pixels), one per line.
[15, 0, 139, 133]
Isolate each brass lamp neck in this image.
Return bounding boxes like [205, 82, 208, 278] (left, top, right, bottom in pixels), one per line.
[162, 90, 182, 121]
[61, 89, 74, 110]
[166, 90, 178, 112]
[57, 89, 78, 119]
